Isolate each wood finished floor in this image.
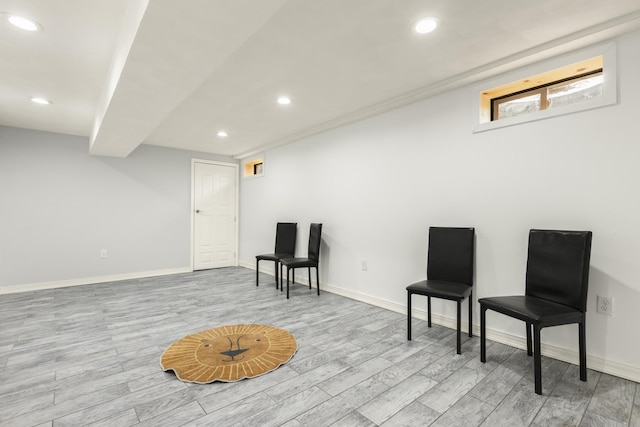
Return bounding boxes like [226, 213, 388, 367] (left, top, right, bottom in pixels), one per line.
[1, 267, 639, 427]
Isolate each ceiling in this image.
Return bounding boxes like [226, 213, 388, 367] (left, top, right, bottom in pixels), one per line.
[2, 1, 640, 159]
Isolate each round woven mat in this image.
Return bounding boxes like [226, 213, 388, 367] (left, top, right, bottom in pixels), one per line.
[160, 324, 297, 383]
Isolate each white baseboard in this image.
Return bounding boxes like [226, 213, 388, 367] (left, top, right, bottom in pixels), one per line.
[247, 261, 640, 383]
[0, 267, 193, 295]
[243, 260, 277, 276]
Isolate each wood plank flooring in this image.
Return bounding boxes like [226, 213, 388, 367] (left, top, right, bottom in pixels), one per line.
[1, 267, 638, 426]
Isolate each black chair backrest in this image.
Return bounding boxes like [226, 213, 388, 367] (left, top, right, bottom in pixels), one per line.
[308, 223, 323, 261]
[427, 227, 475, 285]
[274, 222, 297, 255]
[526, 229, 592, 312]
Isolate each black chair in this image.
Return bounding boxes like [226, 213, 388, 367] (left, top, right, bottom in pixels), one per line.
[479, 229, 592, 395]
[407, 227, 475, 354]
[280, 223, 323, 299]
[255, 222, 297, 289]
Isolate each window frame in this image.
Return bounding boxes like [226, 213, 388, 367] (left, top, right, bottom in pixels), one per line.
[242, 155, 265, 179]
[473, 42, 617, 133]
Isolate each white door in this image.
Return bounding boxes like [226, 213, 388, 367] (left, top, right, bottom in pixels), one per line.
[193, 161, 237, 270]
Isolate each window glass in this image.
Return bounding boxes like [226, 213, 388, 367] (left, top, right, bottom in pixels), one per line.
[547, 74, 603, 110]
[497, 93, 541, 119]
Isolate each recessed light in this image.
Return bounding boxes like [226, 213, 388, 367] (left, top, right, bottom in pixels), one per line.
[217, 131, 228, 137]
[277, 96, 291, 105]
[414, 17, 438, 34]
[30, 97, 52, 105]
[8, 15, 42, 32]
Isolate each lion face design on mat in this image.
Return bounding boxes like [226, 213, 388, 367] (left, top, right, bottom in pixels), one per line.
[197, 332, 268, 364]
[160, 324, 298, 383]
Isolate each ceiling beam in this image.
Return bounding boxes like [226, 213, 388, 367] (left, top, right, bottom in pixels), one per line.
[90, 0, 287, 158]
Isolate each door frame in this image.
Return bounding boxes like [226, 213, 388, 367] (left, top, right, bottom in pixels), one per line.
[190, 158, 239, 270]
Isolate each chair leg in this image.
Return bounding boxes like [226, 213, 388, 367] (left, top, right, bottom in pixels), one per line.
[534, 325, 542, 395]
[286, 267, 290, 299]
[279, 264, 283, 293]
[256, 259, 259, 286]
[480, 305, 486, 363]
[274, 261, 279, 289]
[456, 300, 461, 355]
[316, 267, 320, 295]
[468, 291, 473, 337]
[308, 268, 312, 289]
[579, 317, 587, 382]
[526, 322, 533, 356]
[427, 297, 432, 328]
[407, 292, 412, 341]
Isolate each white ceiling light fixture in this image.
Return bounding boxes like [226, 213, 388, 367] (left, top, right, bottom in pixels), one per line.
[277, 96, 291, 105]
[7, 15, 42, 32]
[217, 130, 228, 137]
[414, 17, 438, 34]
[30, 97, 52, 105]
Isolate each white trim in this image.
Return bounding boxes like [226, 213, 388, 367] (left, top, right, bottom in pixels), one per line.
[191, 159, 240, 270]
[242, 172, 265, 181]
[473, 42, 618, 133]
[0, 267, 191, 295]
[248, 259, 277, 277]
[242, 260, 640, 383]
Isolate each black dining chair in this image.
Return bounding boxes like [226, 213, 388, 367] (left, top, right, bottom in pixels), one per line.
[407, 227, 475, 354]
[280, 223, 323, 299]
[479, 229, 592, 395]
[255, 222, 297, 289]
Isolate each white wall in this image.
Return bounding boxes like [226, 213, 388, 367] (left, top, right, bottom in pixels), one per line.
[0, 126, 235, 290]
[240, 30, 640, 380]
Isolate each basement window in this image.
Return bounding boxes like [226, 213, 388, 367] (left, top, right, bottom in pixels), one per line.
[243, 156, 264, 178]
[492, 68, 602, 120]
[474, 43, 617, 133]
[488, 58, 603, 121]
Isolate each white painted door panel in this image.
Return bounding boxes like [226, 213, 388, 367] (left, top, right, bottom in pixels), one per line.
[194, 162, 237, 270]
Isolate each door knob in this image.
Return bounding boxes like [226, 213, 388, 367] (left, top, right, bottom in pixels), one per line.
[196, 209, 201, 213]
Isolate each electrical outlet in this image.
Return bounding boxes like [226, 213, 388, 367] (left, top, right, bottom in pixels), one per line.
[361, 260, 368, 271]
[100, 249, 108, 259]
[597, 295, 613, 315]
